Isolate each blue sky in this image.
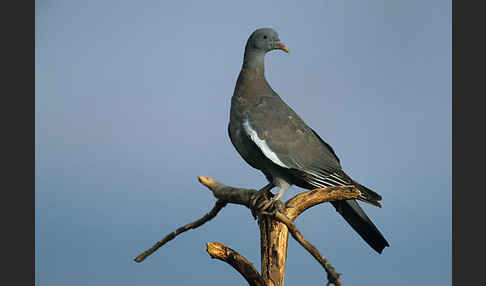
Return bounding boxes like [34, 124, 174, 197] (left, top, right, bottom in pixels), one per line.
[35, 1, 451, 285]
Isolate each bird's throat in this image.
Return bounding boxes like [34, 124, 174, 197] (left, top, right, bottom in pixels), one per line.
[242, 50, 266, 73]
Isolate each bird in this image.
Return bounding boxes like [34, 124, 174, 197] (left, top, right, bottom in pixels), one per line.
[227, 28, 389, 254]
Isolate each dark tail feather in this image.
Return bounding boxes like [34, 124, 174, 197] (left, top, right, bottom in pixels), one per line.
[331, 199, 390, 254]
[337, 171, 383, 207]
[353, 182, 383, 208]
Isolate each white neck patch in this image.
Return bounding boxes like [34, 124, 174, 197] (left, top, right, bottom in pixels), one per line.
[243, 120, 288, 168]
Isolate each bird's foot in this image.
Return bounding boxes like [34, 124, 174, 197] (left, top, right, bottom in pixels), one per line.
[250, 196, 286, 220]
[250, 191, 273, 219]
[249, 183, 277, 219]
[259, 200, 286, 219]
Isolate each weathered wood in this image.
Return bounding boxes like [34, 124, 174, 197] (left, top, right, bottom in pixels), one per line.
[285, 186, 361, 221]
[198, 176, 360, 286]
[206, 242, 266, 286]
[262, 211, 344, 286]
[198, 176, 257, 207]
[134, 199, 227, 263]
[256, 187, 361, 286]
[135, 176, 362, 286]
[259, 214, 289, 286]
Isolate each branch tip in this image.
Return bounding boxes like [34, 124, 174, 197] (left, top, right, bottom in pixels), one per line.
[134, 199, 227, 262]
[198, 176, 214, 188]
[205, 241, 266, 286]
[206, 241, 227, 259]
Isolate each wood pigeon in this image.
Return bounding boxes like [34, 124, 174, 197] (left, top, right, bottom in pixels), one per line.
[228, 28, 389, 254]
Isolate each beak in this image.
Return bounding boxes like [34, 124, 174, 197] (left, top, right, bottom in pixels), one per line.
[275, 42, 290, 54]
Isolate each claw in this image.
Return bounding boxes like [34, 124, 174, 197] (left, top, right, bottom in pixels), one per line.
[249, 184, 275, 219]
[256, 197, 276, 211]
[274, 200, 286, 213]
[250, 195, 279, 220]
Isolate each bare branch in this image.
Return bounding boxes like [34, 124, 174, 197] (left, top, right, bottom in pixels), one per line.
[198, 176, 258, 207]
[134, 199, 227, 263]
[134, 176, 262, 263]
[206, 242, 267, 286]
[135, 176, 364, 285]
[262, 210, 343, 286]
[285, 186, 361, 221]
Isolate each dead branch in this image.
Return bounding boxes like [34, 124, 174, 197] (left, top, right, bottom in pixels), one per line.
[285, 186, 361, 221]
[135, 176, 363, 286]
[206, 242, 267, 286]
[134, 199, 227, 263]
[198, 176, 258, 207]
[262, 210, 343, 286]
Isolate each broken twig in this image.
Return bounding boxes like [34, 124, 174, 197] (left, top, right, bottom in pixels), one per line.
[207, 242, 266, 286]
[134, 199, 227, 262]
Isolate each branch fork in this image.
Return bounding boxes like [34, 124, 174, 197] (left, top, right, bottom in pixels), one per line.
[134, 176, 361, 286]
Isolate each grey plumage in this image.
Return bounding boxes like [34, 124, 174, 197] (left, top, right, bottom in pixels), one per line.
[228, 28, 389, 253]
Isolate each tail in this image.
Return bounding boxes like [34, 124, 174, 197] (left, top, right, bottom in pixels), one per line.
[330, 198, 389, 253]
[284, 167, 390, 253]
[337, 170, 383, 208]
[353, 181, 383, 208]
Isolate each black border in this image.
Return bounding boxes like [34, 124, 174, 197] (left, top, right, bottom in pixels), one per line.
[453, 0, 484, 285]
[3, 0, 35, 285]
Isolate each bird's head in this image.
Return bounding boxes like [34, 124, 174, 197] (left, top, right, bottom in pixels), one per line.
[245, 28, 290, 55]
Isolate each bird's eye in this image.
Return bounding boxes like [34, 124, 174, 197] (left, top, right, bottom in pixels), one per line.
[263, 35, 267, 39]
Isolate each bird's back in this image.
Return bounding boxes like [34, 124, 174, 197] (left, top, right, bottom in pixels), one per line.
[229, 69, 342, 178]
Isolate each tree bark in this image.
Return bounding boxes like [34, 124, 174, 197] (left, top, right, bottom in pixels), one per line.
[257, 186, 359, 286]
[259, 214, 290, 286]
[134, 176, 362, 286]
[206, 242, 266, 286]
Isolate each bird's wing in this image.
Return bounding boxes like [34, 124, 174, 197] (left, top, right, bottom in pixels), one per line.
[243, 95, 349, 187]
[243, 95, 383, 205]
[242, 96, 388, 253]
[310, 128, 340, 164]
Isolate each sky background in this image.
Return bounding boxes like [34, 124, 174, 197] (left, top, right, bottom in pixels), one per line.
[35, 1, 451, 285]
